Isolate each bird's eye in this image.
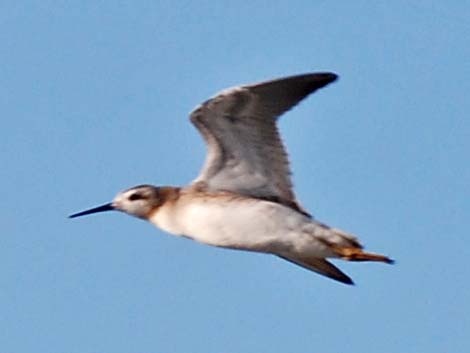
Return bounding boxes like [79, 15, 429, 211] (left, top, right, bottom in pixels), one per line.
[129, 193, 143, 201]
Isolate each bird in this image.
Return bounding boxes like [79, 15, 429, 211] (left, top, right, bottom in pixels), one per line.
[70, 72, 393, 285]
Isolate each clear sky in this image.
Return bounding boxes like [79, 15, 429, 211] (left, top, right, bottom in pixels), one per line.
[1, 1, 469, 352]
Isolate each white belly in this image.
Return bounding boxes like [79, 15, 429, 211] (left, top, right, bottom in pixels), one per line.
[150, 195, 311, 253]
[149, 192, 357, 259]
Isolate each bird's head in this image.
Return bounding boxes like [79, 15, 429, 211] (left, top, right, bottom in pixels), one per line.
[69, 185, 161, 220]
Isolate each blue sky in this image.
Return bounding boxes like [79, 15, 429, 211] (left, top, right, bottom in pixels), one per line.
[1, 1, 469, 352]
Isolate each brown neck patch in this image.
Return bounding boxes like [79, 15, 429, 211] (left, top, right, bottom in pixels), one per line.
[146, 187, 181, 218]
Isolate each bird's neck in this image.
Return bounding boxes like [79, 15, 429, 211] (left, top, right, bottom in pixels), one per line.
[155, 186, 181, 205]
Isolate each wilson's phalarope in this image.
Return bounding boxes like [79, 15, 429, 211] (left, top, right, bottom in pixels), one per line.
[70, 72, 393, 285]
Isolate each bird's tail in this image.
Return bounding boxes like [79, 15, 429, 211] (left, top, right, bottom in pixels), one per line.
[315, 225, 394, 264]
[278, 225, 394, 285]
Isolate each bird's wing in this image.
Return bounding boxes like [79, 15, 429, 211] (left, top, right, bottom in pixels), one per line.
[189, 72, 337, 215]
[278, 255, 353, 285]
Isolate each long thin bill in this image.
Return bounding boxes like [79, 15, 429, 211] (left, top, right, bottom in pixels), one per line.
[69, 203, 114, 218]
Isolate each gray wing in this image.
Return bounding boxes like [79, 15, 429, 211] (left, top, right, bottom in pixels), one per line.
[189, 72, 338, 214]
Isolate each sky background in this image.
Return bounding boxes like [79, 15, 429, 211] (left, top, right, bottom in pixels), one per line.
[1, 1, 469, 352]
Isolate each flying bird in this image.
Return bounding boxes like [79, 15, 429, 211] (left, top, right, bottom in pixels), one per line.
[70, 72, 393, 285]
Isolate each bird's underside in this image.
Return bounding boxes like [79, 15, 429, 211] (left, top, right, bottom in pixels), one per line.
[149, 187, 393, 286]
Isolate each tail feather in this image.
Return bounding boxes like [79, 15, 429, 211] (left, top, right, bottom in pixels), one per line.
[278, 255, 354, 285]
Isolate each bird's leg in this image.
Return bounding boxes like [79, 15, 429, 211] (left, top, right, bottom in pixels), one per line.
[333, 246, 394, 264]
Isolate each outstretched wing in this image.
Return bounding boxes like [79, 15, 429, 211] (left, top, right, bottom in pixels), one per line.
[189, 73, 337, 215]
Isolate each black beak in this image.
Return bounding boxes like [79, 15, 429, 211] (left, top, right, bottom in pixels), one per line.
[69, 203, 114, 218]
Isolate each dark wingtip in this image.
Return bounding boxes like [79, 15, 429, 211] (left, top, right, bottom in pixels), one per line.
[305, 72, 339, 91]
[337, 274, 355, 286]
[309, 72, 338, 84]
[320, 72, 339, 83]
